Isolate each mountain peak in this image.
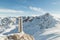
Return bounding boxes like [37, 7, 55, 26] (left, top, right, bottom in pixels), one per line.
[43, 13, 52, 17]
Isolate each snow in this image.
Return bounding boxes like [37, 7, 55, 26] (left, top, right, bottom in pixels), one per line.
[23, 13, 60, 40]
[0, 13, 60, 40]
[1, 25, 16, 35]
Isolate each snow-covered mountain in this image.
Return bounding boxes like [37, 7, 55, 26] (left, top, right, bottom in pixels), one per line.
[0, 17, 18, 35]
[0, 13, 60, 40]
[23, 13, 60, 40]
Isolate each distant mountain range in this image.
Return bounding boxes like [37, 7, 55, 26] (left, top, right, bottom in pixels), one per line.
[0, 13, 60, 40]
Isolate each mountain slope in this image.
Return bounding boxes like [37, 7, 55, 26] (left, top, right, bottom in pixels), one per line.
[23, 13, 60, 40]
[23, 13, 58, 34]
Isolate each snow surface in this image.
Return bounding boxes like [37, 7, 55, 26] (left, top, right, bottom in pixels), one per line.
[0, 13, 60, 40]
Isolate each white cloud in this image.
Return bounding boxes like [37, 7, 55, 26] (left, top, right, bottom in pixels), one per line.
[0, 9, 25, 17]
[0, 9, 24, 13]
[29, 6, 47, 13]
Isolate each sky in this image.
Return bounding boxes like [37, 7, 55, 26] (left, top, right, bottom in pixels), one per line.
[0, 0, 60, 16]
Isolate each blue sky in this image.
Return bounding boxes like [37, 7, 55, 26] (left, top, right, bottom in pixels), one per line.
[0, 0, 60, 16]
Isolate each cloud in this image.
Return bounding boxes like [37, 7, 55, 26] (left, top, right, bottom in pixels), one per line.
[0, 9, 24, 13]
[0, 9, 25, 17]
[29, 6, 47, 13]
